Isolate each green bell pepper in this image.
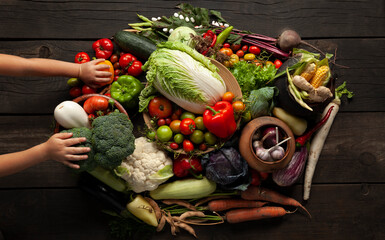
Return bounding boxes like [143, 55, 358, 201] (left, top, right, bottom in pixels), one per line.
[110, 75, 144, 109]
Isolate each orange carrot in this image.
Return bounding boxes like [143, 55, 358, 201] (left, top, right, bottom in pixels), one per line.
[241, 186, 311, 218]
[207, 199, 267, 212]
[225, 206, 287, 223]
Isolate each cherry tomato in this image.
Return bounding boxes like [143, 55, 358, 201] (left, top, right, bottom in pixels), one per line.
[241, 45, 248, 52]
[259, 172, 269, 180]
[274, 59, 283, 69]
[67, 78, 80, 87]
[157, 118, 166, 126]
[126, 60, 143, 77]
[229, 54, 239, 66]
[114, 69, 121, 76]
[104, 93, 111, 97]
[147, 131, 156, 140]
[236, 50, 245, 58]
[81, 85, 97, 95]
[74, 52, 90, 64]
[148, 96, 173, 119]
[113, 62, 120, 69]
[198, 143, 208, 151]
[173, 133, 184, 144]
[169, 142, 179, 150]
[231, 44, 241, 52]
[265, 61, 274, 67]
[232, 100, 245, 112]
[88, 113, 96, 121]
[204, 132, 217, 145]
[114, 75, 119, 81]
[83, 96, 109, 114]
[249, 46, 261, 55]
[253, 59, 263, 67]
[169, 120, 181, 133]
[180, 112, 195, 120]
[109, 54, 119, 64]
[223, 60, 231, 68]
[183, 139, 194, 152]
[194, 116, 205, 131]
[165, 118, 172, 125]
[219, 47, 233, 56]
[190, 130, 204, 144]
[222, 91, 235, 102]
[244, 53, 256, 61]
[69, 86, 82, 98]
[180, 118, 196, 135]
[223, 43, 231, 48]
[250, 169, 261, 186]
[156, 125, 173, 142]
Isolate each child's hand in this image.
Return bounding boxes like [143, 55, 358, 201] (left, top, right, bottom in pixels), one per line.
[45, 132, 91, 169]
[79, 58, 112, 88]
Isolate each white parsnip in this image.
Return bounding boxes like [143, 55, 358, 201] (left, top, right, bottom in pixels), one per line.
[303, 98, 341, 200]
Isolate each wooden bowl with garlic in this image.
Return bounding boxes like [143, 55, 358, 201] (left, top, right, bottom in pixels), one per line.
[239, 116, 296, 173]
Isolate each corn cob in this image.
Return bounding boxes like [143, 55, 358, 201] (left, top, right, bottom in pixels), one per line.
[300, 63, 317, 81]
[310, 65, 330, 88]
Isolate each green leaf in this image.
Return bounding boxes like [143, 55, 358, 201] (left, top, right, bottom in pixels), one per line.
[335, 81, 354, 99]
[149, 165, 174, 180]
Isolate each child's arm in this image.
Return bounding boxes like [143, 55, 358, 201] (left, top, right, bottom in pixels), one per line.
[0, 132, 90, 177]
[0, 54, 112, 88]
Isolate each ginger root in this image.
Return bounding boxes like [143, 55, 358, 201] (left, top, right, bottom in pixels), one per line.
[292, 75, 332, 103]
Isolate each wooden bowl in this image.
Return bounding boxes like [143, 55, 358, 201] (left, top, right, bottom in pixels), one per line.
[238, 116, 296, 172]
[54, 93, 128, 133]
[143, 58, 242, 155]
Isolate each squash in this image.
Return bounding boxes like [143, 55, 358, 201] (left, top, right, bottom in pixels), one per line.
[149, 177, 216, 200]
[54, 101, 91, 129]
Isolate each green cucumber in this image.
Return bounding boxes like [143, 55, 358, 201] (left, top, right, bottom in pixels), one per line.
[113, 30, 157, 60]
[149, 177, 216, 200]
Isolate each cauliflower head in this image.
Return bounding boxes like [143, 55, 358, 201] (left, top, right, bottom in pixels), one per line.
[116, 137, 173, 193]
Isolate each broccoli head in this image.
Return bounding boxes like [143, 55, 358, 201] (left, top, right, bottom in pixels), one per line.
[91, 112, 135, 170]
[60, 127, 96, 172]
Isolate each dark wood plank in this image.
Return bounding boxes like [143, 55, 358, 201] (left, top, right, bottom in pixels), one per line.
[0, 185, 383, 240]
[0, 38, 384, 114]
[0, 0, 384, 39]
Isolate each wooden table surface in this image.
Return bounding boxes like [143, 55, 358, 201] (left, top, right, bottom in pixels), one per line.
[0, 1, 384, 239]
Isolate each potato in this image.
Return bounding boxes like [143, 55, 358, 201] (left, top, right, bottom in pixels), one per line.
[272, 107, 307, 136]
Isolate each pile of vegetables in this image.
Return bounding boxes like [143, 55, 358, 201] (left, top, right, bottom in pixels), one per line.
[54, 3, 356, 239]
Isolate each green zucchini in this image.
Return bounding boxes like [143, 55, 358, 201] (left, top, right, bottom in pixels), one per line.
[113, 30, 157, 60]
[149, 177, 216, 200]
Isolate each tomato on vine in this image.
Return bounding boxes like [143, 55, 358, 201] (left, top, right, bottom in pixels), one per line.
[183, 139, 194, 152]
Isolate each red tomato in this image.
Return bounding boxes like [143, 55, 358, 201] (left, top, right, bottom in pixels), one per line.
[199, 143, 208, 151]
[219, 47, 233, 56]
[236, 50, 244, 58]
[81, 85, 97, 95]
[74, 52, 90, 64]
[126, 60, 143, 77]
[274, 59, 283, 69]
[222, 91, 235, 102]
[165, 118, 172, 125]
[109, 54, 119, 64]
[180, 118, 196, 135]
[249, 46, 261, 55]
[241, 45, 248, 52]
[83, 96, 109, 114]
[223, 43, 231, 48]
[231, 44, 241, 52]
[250, 170, 261, 186]
[88, 114, 95, 121]
[113, 62, 120, 70]
[169, 120, 181, 133]
[183, 139, 194, 152]
[169, 142, 179, 150]
[259, 172, 269, 180]
[157, 118, 166, 126]
[92, 38, 114, 59]
[69, 86, 82, 98]
[119, 53, 137, 69]
[148, 96, 173, 119]
[104, 93, 111, 97]
[114, 69, 121, 76]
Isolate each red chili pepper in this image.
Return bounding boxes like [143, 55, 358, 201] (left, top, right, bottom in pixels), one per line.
[173, 155, 202, 178]
[92, 38, 114, 59]
[203, 101, 237, 139]
[201, 30, 217, 55]
[295, 105, 335, 147]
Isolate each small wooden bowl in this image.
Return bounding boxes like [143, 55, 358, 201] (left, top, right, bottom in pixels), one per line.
[54, 93, 128, 133]
[238, 116, 296, 172]
[143, 58, 242, 155]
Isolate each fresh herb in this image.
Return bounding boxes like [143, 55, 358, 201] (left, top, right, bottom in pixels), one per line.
[230, 61, 278, 97]
[335, 81, 354, 99]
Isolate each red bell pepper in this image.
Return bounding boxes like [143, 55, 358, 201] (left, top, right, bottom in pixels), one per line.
[173, 155, 202, 179]
[92, 38, 114, 59]
[203, 101, 237, 139]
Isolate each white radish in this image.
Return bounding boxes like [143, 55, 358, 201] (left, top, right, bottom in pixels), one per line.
[303, 98, 341, 200]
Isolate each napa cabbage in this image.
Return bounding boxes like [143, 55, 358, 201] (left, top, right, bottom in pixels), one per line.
[142, 41, 226, 114]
